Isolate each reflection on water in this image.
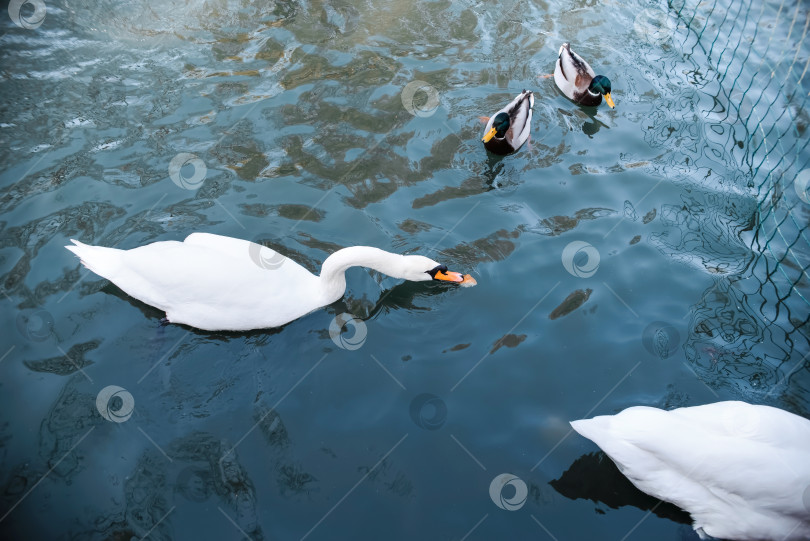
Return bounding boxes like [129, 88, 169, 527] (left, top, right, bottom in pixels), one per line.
[661, 0, 810, 413]
[551, 451, 692, 526]
[651, 189, 756, 275]
[78, 432, 265, 540]
[686, 277, 810, 412]
[23, 339, 100, 375]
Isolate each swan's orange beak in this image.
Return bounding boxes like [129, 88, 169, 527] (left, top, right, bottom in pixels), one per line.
[434, 270, 477, 287]
[482, 127, 498, 143]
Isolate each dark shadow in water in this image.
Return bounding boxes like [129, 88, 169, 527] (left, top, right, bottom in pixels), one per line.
[365, 280, 459, 318]
[549, 84, 609, 137]
[481, 153, 510, 190]
[580, 107, 609, 137]
[103, 274, 457, 339]
[551, 451, 693, 526]
[105, 283, 288, 342]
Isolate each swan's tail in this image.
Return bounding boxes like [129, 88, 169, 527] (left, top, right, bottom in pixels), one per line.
[570, 417, 609, 446]
[65, 239, 124, 281]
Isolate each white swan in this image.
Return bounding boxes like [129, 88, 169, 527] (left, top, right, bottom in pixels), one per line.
[571, 401, 810, 540]
[66, 233, 476, 331]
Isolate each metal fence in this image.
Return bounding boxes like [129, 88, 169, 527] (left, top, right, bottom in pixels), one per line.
[660, 0, 810, 407]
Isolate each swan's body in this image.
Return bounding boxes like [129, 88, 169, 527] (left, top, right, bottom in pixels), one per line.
[481, 90, 534, 155]
[554, 43, 615, 108]
[66, 233, 474, 331]
[571, 401, 810, 540]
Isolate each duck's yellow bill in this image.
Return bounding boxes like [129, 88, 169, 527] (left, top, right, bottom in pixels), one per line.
[604, 93, 615, 108]
[482, 127, 498, 143]
[435, 271, 477, 287]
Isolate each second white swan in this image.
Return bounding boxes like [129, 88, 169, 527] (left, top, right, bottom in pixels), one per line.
[571, 401, 810, 540]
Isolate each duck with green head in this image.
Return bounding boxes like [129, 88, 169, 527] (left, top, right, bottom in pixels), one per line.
[481, 89, 534, 155]
[554, 43, 615, 108]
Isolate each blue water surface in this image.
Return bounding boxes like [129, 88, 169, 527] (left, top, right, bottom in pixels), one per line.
[1, 0, 808, 539]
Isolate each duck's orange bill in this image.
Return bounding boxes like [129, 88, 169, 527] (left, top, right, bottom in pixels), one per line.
[482, 127, 498, 143]
[435, 271, 477, 286]
[604, 93, 615, 108]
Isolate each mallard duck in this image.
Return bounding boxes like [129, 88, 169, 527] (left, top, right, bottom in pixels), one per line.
[66, 233, 476, 331]
[571, 401, 810, 540]
[481, 89, 533, 155]
[554, 43, 614, 108]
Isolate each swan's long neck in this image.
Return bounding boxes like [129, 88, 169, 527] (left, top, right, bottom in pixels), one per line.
[318, 246, 407, 302]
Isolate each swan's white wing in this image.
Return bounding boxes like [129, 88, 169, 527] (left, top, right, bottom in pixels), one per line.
[183, 232, 293, 268]
[68, 235, 323, 330]
[572, 402, 810, 541]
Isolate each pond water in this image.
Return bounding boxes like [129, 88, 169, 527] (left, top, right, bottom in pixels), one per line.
[1, 0, 808, 539]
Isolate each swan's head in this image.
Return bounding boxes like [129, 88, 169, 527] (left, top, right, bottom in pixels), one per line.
[401, 256, 477, 286]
